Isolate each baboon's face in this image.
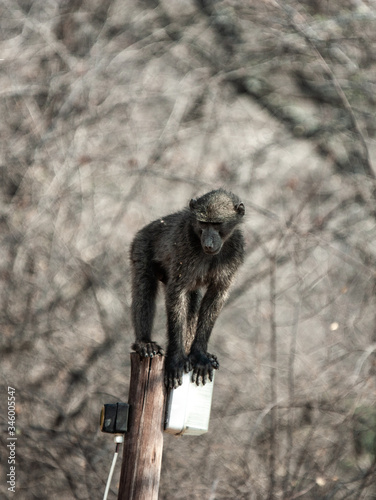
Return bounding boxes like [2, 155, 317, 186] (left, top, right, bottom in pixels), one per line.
[189, 190, 245, 256]
[198, 222, 223, 255]
[194, 219, 238, 255]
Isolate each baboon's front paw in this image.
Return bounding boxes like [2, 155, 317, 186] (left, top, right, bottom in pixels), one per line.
[164, 356, 192, 389]
[206, 352, 219, 369]
[132, 341, 164, 358]
[189, 351, 219, 386]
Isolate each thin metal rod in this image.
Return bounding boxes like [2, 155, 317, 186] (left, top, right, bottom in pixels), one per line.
[103, 442, 121, 500]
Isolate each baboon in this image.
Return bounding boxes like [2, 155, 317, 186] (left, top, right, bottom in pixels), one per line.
[130, 189, 245, 388]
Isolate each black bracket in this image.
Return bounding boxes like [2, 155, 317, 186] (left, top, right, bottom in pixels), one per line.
[100, 403, 129, 433]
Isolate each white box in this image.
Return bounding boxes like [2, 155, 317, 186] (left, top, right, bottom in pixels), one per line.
[164, 371, 215, 436]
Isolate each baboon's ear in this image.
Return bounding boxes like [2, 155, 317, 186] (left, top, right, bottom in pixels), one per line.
[235, 202, 245, 216]
[189, 198, 198, 210]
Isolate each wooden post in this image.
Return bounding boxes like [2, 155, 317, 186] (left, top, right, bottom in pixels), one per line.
[118, 352, 166, 500]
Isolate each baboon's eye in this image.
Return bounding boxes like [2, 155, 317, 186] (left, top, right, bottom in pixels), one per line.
[198, 222, 209, 231]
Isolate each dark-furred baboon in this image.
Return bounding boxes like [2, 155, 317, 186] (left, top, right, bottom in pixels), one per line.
[130, 189, 245, 388]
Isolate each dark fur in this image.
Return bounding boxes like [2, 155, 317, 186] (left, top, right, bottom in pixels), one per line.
[130, 189, 245, 388]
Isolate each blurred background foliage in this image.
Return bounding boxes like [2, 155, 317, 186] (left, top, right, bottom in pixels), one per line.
[1, 0, 376, 498]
